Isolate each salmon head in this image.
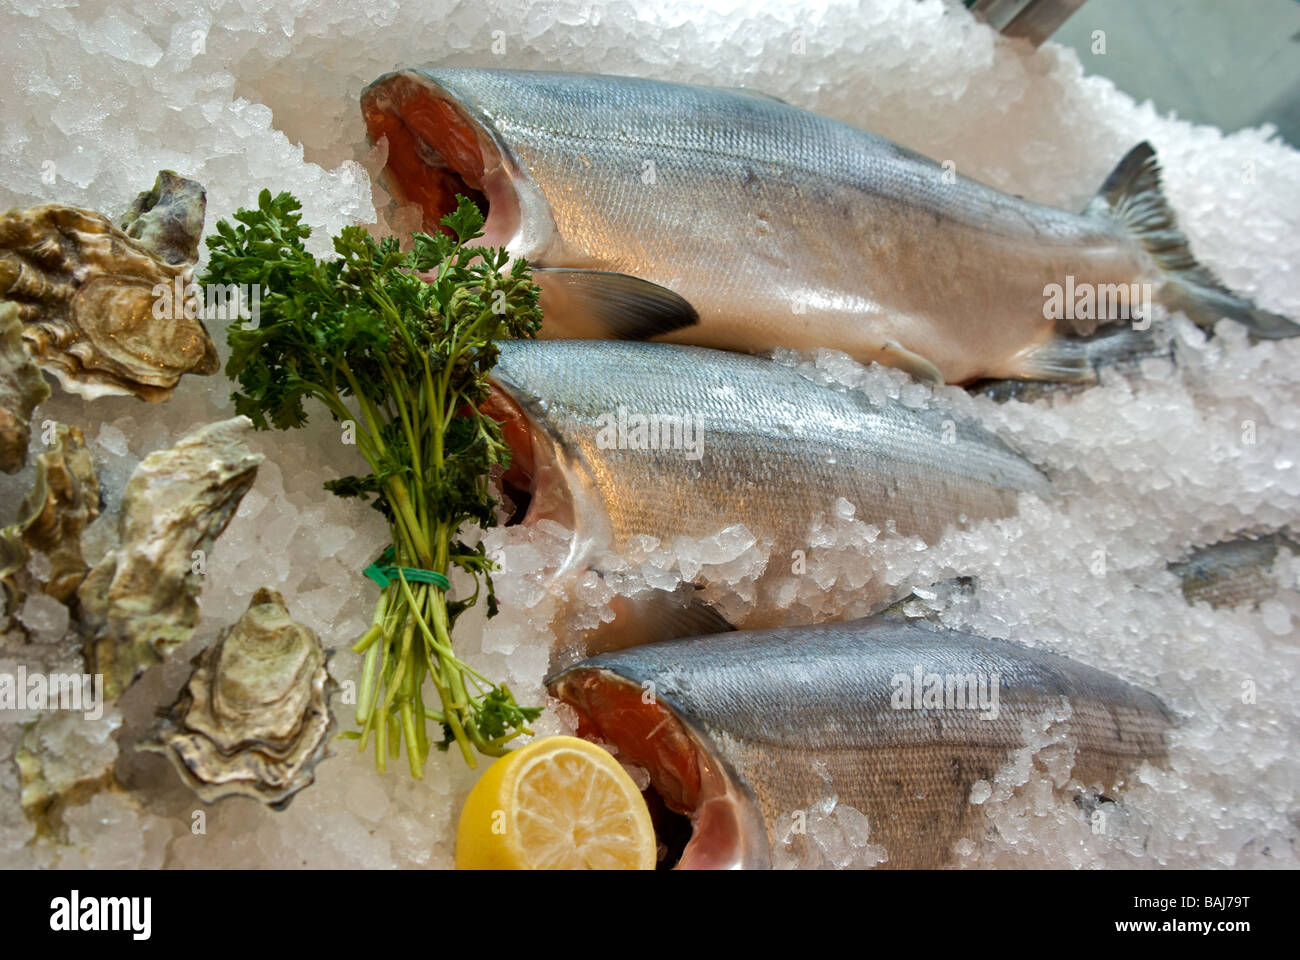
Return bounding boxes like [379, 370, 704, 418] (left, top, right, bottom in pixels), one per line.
[361, 68, 560, 259]
[546, 661, 772, 869]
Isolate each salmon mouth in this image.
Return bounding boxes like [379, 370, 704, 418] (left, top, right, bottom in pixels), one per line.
[360, 71, 522, 247]
[480, 375, 581, 535]
[479, 380, 536, 526]
[546, 665, 772, 870]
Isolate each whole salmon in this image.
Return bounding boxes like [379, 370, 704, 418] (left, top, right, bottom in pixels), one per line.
[547, 616, 1174, 869]
[362, 68, 1297, 384]
[484, 339, 1048, 648]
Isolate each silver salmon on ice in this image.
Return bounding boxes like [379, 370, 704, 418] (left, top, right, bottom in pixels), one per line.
[361, 68, 1296, 385]
[1169, 531, 1299, 610]
[547, 617, 1174, 869]
[483, 340, 1048, 648]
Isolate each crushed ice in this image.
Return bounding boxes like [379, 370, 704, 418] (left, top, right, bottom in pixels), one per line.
[0, 0, 1297, 869]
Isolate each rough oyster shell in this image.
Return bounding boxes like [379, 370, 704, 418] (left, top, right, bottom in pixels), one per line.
[118, 170, 206, 266]
[16, 709, 120, 832]
[79, 416, 262, 698]
[140, 588, 334, 809]
[20, 423, 100, 604]
[0, 422, 97, 624]
[0, 523, 26, 622]
[0, 172, 218, 402]
[0, 301, 50, 473]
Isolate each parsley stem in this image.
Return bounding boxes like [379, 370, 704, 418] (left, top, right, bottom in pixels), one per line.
[400, 700, 421, 779]
[352, 622, 382, 654]
[356, 640, 379, 724]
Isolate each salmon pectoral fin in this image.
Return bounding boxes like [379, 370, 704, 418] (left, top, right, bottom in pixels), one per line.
[534, 268, 699, 340]
[879, 340, 944, 385]
[581, 586, 736, 656]
[1087, 142, 1300, 340]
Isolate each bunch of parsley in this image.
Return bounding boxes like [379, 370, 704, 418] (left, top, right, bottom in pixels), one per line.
[201, 190, 543, 775]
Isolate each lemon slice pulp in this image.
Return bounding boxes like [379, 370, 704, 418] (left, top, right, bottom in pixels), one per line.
[455, 735, 657, 870]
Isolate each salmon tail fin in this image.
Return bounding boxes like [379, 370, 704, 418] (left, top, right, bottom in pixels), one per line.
[1085, 142, 1300, 339]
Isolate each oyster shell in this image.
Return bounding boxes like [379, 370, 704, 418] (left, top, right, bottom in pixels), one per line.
[0, 172, 218, 402]
[140, 588, 334, 809]
[118, 170, 207, 266]
[0, 422, 95, 624]
[79, 416, 262, 698]
[16, 710, 121, 832]
[19, 423, 100, 605]
[0, 489, 40, 623]
[0, 301, 50, 473]
[0, 522, 26, 622]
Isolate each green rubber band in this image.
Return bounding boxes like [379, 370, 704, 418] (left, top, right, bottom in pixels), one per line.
[363, 546, 450, 591]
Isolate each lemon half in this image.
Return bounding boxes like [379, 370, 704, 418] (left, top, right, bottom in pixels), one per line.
[455, 735, 657, 869]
